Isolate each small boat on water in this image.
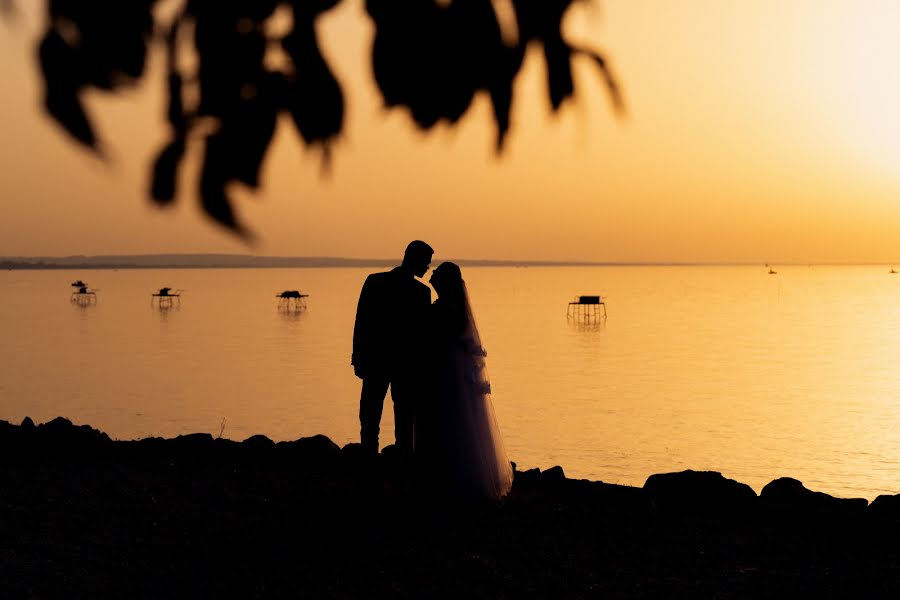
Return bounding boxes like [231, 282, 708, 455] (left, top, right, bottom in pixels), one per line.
[890, 268, 897, 274]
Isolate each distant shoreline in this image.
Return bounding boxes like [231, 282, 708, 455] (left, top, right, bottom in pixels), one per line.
[0, 254, 701, 270]
[1, 254, 893, 270]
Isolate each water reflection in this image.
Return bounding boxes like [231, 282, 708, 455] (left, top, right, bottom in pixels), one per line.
[278, 305, 305, 322]
[154, 303, 180, 323]
[8, 266, 900, 500]
[70, 298, 97, 312]
[72, 299, 96, 334]
[70, 293, 97, 306]
[567, 318, 606, 334]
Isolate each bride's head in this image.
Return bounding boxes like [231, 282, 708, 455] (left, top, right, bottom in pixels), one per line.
[429, 261, 464, 300]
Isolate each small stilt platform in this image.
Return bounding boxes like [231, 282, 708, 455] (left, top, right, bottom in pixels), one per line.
[276, 290, 309, 311]
[567, 295, 606, 322]
[70, 280, 97, 305]
[151, 287, 181, 308]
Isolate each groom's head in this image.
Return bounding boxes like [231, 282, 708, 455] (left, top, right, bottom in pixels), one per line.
[402, 240, 434, 278]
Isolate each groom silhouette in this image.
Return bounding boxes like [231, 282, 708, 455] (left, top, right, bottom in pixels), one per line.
[352, 240, 434, 462]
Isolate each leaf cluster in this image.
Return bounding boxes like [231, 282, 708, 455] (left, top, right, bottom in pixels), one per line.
[25, 0, 623, 237]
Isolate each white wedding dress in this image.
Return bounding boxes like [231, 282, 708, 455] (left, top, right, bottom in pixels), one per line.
[418, 284, 513, 502]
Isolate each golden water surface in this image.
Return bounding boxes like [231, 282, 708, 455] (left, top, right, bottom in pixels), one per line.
[2, 266, 899, 500]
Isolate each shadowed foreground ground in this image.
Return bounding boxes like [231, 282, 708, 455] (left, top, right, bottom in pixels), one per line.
[3, 417, 900, 598]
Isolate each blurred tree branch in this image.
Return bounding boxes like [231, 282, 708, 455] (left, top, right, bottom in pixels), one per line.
[8, 0, 624, 239]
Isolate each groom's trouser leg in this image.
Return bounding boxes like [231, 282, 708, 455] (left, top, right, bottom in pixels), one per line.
[359, 377, 389, 455]
[390, 378, 415, 460]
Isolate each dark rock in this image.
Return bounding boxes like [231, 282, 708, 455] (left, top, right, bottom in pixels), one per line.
[213, 437, 241, 451]
[542, 465, 566, 483]
[168, 433, 214, 455]
[643, 470, 757, 509]
[869, 494, 900, 518]
[131, 436, 167, 455]
[581, 479, 648, 506]
[340, 442, 364, 462]
[513, 467, 541, 488]
[761, 477, 868, 514]
[277, 434, 340, 463]
[34, 417, 111, 452]
[20, 416, 35, 429]
[40, 416, 74, 433]
[242, 434, 275, 454]
[0, 420, 19, 452]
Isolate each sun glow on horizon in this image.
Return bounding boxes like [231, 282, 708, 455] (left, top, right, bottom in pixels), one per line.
[822, 4, 900, 182]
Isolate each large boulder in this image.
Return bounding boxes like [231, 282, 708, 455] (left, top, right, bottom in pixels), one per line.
[167, 432, 215, 456]
[869, 494, 900, 519]
[643, 470, 757, 510]
[760, 477, 867, 514]
[276, 434, 340, 464]
[542, 465, 566, 484]
[242, 434, 276, 456]
[33, 416, 111, 453]
[512, 467, 542, 488]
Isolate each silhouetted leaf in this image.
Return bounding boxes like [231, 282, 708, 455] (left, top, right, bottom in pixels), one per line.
[200, 136, 254, 240]
[16, 0, 624, 239]
[545, 39, 573, 110]
[578, 47, 625, 115]
[223, 94, 279, 188]
[488, 77, 514, 152]
[49, 0, 155, 89]
[38, 29, 99, 152]
[150, 135, 185, 205]
[367, 0, 499, 129]
[192, 2, 273, 119]
[43, 87, 97, 150]
[283, 8, 344, 148]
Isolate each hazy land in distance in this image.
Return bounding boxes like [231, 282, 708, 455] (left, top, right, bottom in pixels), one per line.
[1, 254, 705, 270]
[1, 254, 892, 270]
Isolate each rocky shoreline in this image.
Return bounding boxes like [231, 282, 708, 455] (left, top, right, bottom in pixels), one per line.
[3, 417, 900, 598]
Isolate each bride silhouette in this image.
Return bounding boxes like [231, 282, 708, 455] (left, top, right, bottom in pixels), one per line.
[416, 262, 513, 502]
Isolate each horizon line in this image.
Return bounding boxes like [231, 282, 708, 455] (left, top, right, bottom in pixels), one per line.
[1, 253, 898, 268]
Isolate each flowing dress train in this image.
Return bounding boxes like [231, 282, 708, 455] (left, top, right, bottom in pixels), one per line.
[417, 287, 513, 502]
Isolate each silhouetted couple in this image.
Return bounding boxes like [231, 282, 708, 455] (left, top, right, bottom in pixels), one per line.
[352, 241, 513, 502]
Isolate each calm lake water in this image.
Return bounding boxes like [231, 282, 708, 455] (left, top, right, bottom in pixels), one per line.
[2, 266, 899, 500]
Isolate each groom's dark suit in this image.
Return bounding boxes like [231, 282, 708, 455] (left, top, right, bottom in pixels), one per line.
[353, 266, 431, 457]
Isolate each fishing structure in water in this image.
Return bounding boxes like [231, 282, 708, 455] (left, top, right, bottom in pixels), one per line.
[151, 287, 182, 308]
[70, 280, 97, 305]
[567, 295, 607, 322]
[276, 290, 309, 311]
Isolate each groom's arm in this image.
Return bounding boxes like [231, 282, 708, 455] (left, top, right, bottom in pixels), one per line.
[411, 282, 432, 352]
[352, 276, 375, 378]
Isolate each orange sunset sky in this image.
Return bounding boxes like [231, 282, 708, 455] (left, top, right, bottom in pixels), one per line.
[2, 0, 900, 263]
